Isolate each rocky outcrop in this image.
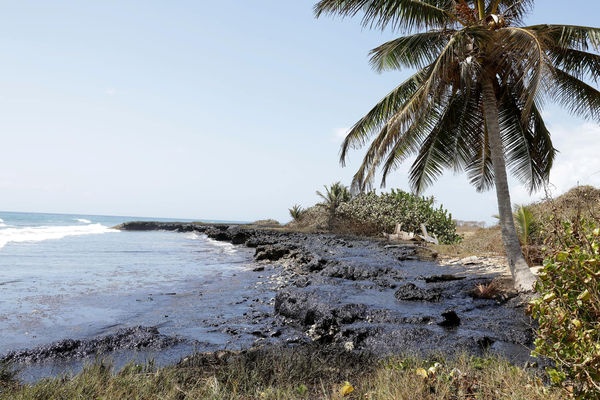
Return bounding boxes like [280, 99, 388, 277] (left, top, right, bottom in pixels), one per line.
[2, 326, 183, 364]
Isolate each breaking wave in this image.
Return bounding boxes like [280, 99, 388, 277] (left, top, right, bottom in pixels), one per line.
[76, 218, 92, 224]
[185, 232, 237, 254]
[0, 223, 118, 249]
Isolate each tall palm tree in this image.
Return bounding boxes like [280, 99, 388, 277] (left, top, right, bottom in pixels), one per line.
[314, 0, 600, 291]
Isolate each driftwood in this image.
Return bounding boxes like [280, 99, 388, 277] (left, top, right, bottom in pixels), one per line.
[418, 224, 439, 245]
[383, 223, 439, 245]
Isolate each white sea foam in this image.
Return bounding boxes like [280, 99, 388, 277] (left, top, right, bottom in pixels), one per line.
[0, 223, 118, 249]
[205, 237, 237, 254]
[76, 218, 92, 224]
[0, 218, 5, 227]
[186, 232, 237, 254]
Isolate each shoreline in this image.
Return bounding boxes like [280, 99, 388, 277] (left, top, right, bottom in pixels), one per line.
[3, 221, 537, 377]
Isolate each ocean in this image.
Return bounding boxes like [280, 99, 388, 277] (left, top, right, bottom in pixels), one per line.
[0, 211, 266, 379]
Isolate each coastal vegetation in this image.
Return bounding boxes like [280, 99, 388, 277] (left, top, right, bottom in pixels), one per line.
[288, 183, 460, 244]
[314, 0, 600, 291]
[436, 186, 600, 262]
[0, 348, 567, 399]
[434, 185, 600, 397]
[288, 205, 306, 222]
[529, 220, 600, 398]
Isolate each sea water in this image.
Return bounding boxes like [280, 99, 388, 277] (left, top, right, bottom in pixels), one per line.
[0, 211, 255, 357]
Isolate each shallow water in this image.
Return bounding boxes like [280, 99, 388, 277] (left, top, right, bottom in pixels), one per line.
[0, 212, 266, 381]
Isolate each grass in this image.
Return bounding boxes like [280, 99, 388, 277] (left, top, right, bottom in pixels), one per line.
[434, 225, 505, 258]
[1, 346, 568, 400]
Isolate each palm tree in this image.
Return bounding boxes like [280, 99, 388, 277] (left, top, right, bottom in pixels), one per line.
[314, 0, 600, 291]
[289, 204, 306, 221]
[316, 182, 352, 214]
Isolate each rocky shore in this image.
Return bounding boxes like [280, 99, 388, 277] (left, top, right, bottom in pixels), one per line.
[2, 221, 536, 367]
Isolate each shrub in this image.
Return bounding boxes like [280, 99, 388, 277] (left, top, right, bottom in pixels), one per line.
[528, 220, 600, 398]
[336, 190, 461, 244]
[527, 186, 600, 248]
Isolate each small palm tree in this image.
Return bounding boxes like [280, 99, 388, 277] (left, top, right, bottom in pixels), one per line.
[289, 204, 306, 221]
[316, 182, 352, 214]
[514, 204, 535, 263]
[315, 0, 600, 291]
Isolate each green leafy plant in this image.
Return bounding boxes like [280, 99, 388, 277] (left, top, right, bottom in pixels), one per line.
[514, 204, 538, 264]
[336, 189, 461, 244]
[316, 182, 352, 214]
[528, 220, 600, 398]
[289, 205, 306, 222]
[514, 205, 535, 245]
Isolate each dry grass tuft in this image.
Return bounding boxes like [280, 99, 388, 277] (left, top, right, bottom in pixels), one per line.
[471, 280, 502, 299]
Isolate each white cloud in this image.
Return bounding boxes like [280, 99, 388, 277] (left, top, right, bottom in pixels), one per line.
[547, 122, 600, 191]
[104, 88, 118, 96]
[331, 127, 349, 143]
[507, 121, 600, 206]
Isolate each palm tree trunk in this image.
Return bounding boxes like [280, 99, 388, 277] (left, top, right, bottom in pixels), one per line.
[482, 77, 537, 291]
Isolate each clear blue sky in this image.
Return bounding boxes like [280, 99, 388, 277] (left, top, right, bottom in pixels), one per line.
[1, 1, 599, 223]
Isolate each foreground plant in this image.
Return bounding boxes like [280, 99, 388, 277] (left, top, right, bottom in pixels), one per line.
[2, 348, 566, 399]
[314, 0, 600, 291]
[529, 221, 600, 398]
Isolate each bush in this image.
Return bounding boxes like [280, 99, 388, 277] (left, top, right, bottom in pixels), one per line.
[527, 186, 600, 248]
[528, 220, 600, 398]
[336, 190, 461, 244]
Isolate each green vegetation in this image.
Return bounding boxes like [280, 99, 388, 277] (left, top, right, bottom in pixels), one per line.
[1, 348, 567, 399]
[336, 190, 460, 244]
[289, 184, 460, 244]
[314, 0, 600, 290]
[514, 205, 537, 264]
[529, 220, 600, 398]
[289, 205, 306, 222]
[316, 182, 352, 214]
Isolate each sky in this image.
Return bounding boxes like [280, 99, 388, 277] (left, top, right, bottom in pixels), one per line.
[1, 1, 599, 224]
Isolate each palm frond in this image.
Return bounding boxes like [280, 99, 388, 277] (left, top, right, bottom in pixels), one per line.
[369, 30, 453, 71]
[498, 27, 550, 123]
[489, 0, 534, 23]
[500, 86, 555, 192]
[349, 90, 442, 192]
[314, 0, 460, 31]
[408, 96, 465, 193]
[528, 24, 600, 51]
[466, 131, 494, 192]
[340, 66, 432, 166]
[549, 67, 600, 121]
[547, 47, 600, 83]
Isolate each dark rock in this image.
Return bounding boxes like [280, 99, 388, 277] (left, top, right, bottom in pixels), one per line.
[424, 274, 466, 283]
[477, 336, 495, 350]
[274, 290, 369, 343]
[254, 245, 290, 261]
[230, 231, 250, 245]
[439, 310, 461, 328]
[321, 263, 394, 281]
[253, 266, 265, 272]
[395, 283, 441, 302]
